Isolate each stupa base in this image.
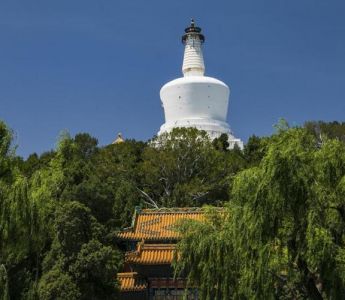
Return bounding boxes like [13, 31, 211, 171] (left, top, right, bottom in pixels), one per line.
[158, 118, 243, 149]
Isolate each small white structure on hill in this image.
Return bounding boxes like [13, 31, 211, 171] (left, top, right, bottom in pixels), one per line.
[158, 20, 243, 149]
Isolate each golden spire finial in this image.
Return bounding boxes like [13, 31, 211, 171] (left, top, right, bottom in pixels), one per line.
[113, 132, 124, 144]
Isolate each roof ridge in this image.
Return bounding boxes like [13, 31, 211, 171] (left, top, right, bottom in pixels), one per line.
[142, 244, 176, 249]
[117, 272, 138, 277]
[141, 207, 205, 214]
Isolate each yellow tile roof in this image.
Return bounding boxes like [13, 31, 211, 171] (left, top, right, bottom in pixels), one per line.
[117, 208, 205, 241]
[126, 243, 176, 264]
[117, 272, 147, 292]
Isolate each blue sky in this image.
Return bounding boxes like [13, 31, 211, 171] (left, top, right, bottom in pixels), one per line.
[1, 0, 344, 157]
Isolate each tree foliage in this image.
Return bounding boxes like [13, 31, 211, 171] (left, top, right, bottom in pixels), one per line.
[0, 128, 124, 299]
[141, 128, 246, 207]
[305, 120, 345, 142]
[173, 207, 238, 300]
[175, 126, 345, 299]
[39, 202, 121, 299]
[2, 118, 345, 299]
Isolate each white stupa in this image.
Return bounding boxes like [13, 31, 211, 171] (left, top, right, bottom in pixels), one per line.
[158, 20, 243, 149]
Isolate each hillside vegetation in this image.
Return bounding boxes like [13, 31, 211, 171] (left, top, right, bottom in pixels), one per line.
[1, 120, 345, 299]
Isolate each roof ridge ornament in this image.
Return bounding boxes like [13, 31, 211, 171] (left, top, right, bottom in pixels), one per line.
[112, 132, 125, 144]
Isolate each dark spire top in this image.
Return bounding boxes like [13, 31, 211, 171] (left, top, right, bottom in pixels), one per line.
[182, 19, 205, 44]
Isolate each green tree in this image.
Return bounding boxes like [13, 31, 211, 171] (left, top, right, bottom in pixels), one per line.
[212, 133, 230, 151]
[305, 120, 345, 142]
[39, 201, 121, 300]
[0, 121, 15, 183]
[70, 239, 121, 299]
[141, 128, 244, 207]
[0, 265, 10, 300]
[175, 127, 345, 299]
[173, 207, 238, 300]
[243, 135, 267, 166]
[38, 266, 80, 300]
[0, 121, 49, 299]
[93, 140, 145, 228]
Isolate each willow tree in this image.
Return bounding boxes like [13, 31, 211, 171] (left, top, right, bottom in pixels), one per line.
[0, 121, 50, 299]
[175, 127, 345, 299]
[173, 207, 238, 300]
[0, 265, 9, 300]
